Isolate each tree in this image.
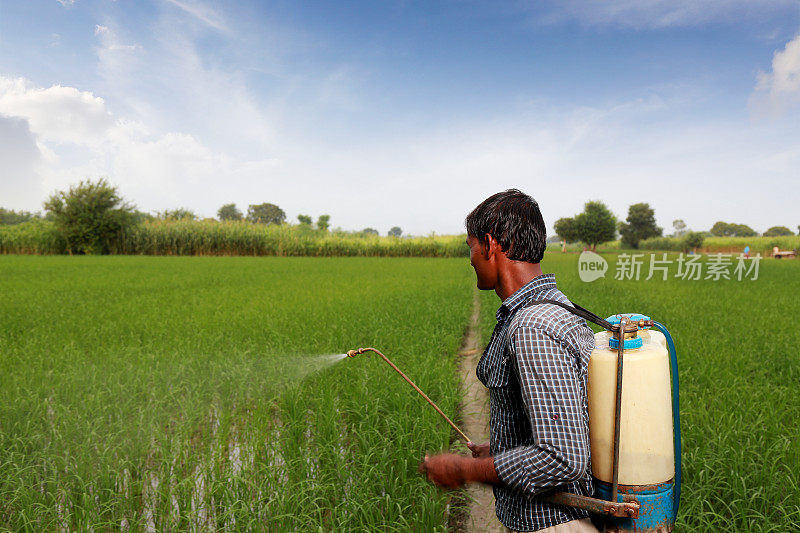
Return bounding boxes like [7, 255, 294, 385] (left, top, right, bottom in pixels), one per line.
[684, 232, 704, 253]
[619, 203, 662, 249]
[43, 178, 135, 254]
[672, 219, 687, 238]
[362, 228, 379, 236]
[553, 217, 580, 243]
[709, 221, 731, 236]
[157, 208, 197, 220]
[297, 214, 313, 225]
[731, 224, 757, 237]
[574, 201, 617, 251]
[317, 214, 330, 231]
[388, 226, 403, 238]
[217, 203, 243, 221]
[763, 226, 793, 237]
[710, 221, 757, 237]
[247, 203, 285, 225]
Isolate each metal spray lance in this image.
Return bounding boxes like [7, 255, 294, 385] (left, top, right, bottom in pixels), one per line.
[346, 347, 473, 445]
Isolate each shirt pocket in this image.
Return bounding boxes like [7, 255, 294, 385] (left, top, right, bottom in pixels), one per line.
[484, 348, 515, 389]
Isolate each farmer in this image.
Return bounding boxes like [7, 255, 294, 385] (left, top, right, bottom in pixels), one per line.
[419, 189, 598, 532]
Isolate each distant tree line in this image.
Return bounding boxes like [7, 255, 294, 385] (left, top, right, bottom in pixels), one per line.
[552, 201, 795, 252]
[0, 179, 409, 254]
[0, 208, 42, 225]
[2, 178, 793, 254]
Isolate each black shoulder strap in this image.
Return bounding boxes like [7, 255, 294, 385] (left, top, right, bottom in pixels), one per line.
[525, 299, 614, 332]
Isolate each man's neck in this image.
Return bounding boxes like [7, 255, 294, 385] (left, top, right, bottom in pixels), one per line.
[495, 261, 544, 301]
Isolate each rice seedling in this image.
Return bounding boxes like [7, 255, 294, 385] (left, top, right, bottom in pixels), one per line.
[0, 255, 472, 530]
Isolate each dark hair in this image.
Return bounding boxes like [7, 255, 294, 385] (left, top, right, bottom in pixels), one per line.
[465, 189, 547, 263]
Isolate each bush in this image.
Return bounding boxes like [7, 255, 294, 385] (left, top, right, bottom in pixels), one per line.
[684, 232, 704, 252]
[43, 179, 135, 254]
[217, 203, 243, 221]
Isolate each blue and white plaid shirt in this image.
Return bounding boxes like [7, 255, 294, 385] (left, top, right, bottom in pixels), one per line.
[477, 273, 595, 532]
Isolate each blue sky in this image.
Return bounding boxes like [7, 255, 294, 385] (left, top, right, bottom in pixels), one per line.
[1, 0, 799, 235]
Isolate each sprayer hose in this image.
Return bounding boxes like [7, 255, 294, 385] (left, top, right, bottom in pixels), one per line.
[651, 322, 682, 519]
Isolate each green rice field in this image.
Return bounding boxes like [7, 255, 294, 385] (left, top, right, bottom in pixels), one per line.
[1, 253, 798, 531]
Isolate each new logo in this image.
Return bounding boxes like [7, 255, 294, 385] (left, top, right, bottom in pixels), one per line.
[578, 251, 608, 282]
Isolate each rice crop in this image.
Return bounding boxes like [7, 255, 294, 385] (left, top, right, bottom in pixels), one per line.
[2, 252, 797, 531]
[0, 256, 473, 530]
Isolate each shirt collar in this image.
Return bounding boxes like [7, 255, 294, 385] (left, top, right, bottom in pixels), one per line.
[496, 273, 557, 323]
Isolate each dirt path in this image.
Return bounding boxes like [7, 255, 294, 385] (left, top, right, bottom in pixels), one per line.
[457, 290, 504, 533]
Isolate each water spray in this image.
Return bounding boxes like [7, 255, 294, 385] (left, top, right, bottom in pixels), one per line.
[346, 347, 472, 445]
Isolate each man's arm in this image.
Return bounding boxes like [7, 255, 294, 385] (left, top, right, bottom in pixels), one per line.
[492, 324, 590, 496]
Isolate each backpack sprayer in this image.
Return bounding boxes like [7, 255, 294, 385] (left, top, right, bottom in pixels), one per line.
[347, 306, 681, 533]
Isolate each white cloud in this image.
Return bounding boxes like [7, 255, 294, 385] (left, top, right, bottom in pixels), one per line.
[94, 25, 140, 53]
[0, 77, 114, 146]
[56, 0, 75, 8]
[0, 114, 44, 209]
[0, 75, 260, 213]
[753, 34, 800, 114]
[162, 0, 227, 32]
[532, 0, 798, 29]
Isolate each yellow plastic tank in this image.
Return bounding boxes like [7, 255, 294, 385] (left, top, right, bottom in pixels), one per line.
[588, 327, 675, 485]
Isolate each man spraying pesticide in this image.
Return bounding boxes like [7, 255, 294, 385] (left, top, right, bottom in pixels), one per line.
[351, 190, 681, 532]
[419, 190, 599, 532]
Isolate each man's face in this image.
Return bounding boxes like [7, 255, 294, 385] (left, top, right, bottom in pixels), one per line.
[467, 235, 496, 290]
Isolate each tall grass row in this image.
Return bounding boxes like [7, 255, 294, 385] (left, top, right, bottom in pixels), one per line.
[639, 235, 800, 255]
[1, 219, 467, 257]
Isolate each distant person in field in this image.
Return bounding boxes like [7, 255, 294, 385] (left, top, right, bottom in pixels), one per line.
[744, 245, 750, 259]
[419, 189, 598, 532]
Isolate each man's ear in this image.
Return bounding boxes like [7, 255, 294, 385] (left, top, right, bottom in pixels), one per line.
[485, 233, 501, 259]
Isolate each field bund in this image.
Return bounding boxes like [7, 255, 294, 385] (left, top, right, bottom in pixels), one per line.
[1, 254, 798, 531]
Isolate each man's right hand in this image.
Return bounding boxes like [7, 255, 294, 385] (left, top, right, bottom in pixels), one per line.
[467, 442, 491, 458]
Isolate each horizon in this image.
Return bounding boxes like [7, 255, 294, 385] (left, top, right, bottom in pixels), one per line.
[1, 1, 799, 235]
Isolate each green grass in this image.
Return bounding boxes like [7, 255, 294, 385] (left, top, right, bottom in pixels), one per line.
[0, 256, 473, 530]
[477, 252, 799, 531]
[2, 253, 798, 531]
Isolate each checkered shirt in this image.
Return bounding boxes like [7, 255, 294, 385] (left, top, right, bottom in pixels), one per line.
[476, 273, 595, 532]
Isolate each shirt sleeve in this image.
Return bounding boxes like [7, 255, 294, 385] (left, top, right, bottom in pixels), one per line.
[493, 324, 590, 497]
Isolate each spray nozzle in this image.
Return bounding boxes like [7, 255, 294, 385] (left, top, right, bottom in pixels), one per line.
[346, 348, 367, 358]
